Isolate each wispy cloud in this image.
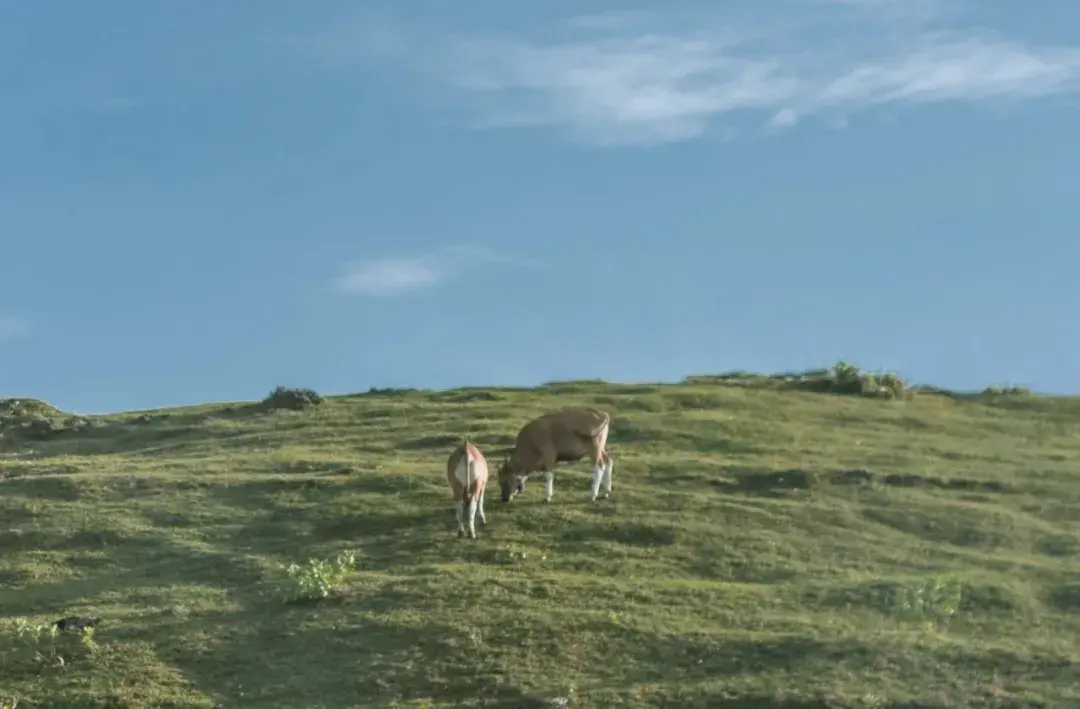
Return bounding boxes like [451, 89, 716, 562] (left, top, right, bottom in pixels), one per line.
[319, 1, 1080, 145]
[0, 316, 30, 341]
[333, 245, 543, 297]
[769, 107, 800, 128]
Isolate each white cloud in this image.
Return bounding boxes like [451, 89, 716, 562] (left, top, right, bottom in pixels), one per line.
[333, 245, 543, 297]
[329, 1, 1080, 146]
[769, 107, 800, 128]
[334, 258, 443, 296]
[0, 316, 30, 341]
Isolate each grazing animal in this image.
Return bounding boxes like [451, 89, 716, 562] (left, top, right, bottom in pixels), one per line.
[497, 407, 613, 504]
[446, 437, 489, 538]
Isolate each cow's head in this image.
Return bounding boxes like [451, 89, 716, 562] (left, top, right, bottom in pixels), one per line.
[497, 457, 526, 502]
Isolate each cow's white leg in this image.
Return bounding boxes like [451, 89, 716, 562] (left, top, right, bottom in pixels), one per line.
[477, 487, 487, 525]
[455, 499, 465, 537]
[590, 464, 603, 502]
[466, 497, 478, 539]
[543, 471, 554, 503]
[601, 456, 614, 498]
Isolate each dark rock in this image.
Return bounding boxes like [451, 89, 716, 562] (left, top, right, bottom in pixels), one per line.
[54, 616, 101, 632]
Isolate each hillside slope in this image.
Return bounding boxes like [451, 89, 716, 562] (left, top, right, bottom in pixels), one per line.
[1, 376, 1079, 708]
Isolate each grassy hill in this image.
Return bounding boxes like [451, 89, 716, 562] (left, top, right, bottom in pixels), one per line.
[1, 367, 1078, 708]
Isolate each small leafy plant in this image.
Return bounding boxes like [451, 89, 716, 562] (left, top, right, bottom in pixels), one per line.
[2, 618, 58, 668]
[881, 575, 964, 627]
[489, 546, 531, 566]
[1, 616, 100, 672]
[77, 625, 99, 653]
[814, 575, 966, 630]
[280, 551, 357, 602]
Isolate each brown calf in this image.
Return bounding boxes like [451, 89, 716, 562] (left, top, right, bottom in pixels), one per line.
[446, 437, 489, 538]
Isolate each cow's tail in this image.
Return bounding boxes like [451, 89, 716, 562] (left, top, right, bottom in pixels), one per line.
[462, 437, 475, 499]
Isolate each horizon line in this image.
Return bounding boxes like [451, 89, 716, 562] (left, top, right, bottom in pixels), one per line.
[1, 364, 1060, 416]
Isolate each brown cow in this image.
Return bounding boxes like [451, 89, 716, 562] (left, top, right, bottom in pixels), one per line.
[446, 437, 489, 538]
[497, 407, 613, 504]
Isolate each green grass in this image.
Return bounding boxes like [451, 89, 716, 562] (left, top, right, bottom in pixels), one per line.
[1, 372, 1078, 708]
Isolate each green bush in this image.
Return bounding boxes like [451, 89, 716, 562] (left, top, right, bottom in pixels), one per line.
[683, 363, 910, 401]
[982, 384, 1032, 397]
[261, 386, 324, 412]
[824, 360, 909, 400]
[0, 398, 87, 440]
[0, 398, 61, 422]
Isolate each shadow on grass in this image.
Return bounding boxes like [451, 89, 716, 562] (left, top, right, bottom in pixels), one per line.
[0, 526, 134, 552]
[1048, 584, 1080, 613]
[668, 432, 770, 456]
[188, 478, 454, 569]
[861, 504, 1013, 550]
[709, 466, 1014, 498]
[624, 630, 859, 678]
[426, 390, 508, 403]
[8, 407, 316, 460]
[714, 468, 814, 497]
[397, 432, 516, 452]
[0, 530, 268, 617]
[1037, 534, 1080, 558]
[182, 582, 878, 707]
[397, 433, 463, 451]
[0, 474, 85, 500]
[588, 694, 1038, 709]
[170, 607, 552, 708]
[559, 520, 678, 547]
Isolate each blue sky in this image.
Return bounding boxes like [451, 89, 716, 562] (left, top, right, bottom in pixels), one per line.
[2, 0, 1080, 413]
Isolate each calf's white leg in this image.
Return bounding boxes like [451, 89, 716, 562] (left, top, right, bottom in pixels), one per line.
[589, 464, 603, 502]
[455, 499, 465, 537]
[478, 488, 487, 525]
[466, 497, 478, 539]
[600, 456, 614, 498]
[543, 471, 554, 503]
